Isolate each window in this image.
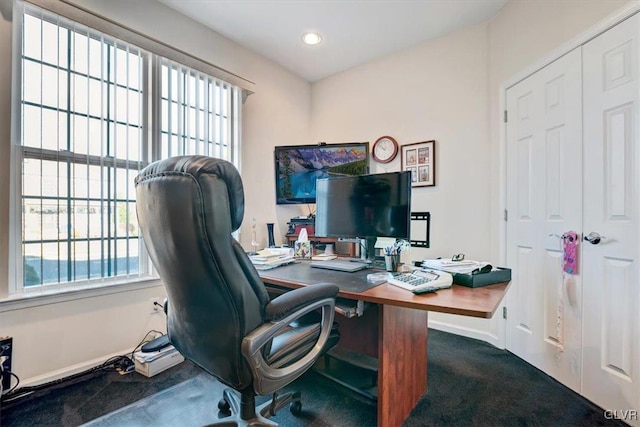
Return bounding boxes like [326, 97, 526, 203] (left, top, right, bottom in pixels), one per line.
[160, 58, 240, 162]
[12, 3, 243, 295]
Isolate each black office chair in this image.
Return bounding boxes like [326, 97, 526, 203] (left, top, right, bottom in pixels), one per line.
[135, 156, 339, 426]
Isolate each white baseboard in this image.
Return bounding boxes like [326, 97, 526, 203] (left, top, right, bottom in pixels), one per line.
[18, 324, 500, 387]
[19, 347, 135, 388]
[428, 319, 503, 349]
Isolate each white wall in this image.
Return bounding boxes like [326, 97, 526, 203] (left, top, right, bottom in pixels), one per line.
[0, 0, 633, 385]
[312, 22, 491, 262]
[0, 0, 310, 384]
[310, 0, 634, 344]
[311, 21, 501, 342]
[0, 1, 11, 304]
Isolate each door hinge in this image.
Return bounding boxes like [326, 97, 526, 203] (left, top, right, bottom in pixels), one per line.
[504, 209, 508, 221]
[503, 110, 508, 123]
[503, 306, 507, 319]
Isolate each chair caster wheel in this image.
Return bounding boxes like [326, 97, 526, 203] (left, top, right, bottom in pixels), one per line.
[290, 400, 302, 415]
[218, 397, 231, 414]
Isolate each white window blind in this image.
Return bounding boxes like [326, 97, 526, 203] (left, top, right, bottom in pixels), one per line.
[13, 2, 243, 294]
[160, 58, 241, 164]
[20, 5, 146, 288]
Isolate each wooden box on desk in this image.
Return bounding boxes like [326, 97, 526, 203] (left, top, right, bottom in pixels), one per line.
[294, 224, 314, 235]
[452, 267, 512, 288]
[285, 234, 357, 257]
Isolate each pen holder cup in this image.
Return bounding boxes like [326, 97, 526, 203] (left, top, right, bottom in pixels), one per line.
[384, 254, 401, 272]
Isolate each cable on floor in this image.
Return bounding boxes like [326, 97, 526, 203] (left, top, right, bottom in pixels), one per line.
[1, 329, 166, 405]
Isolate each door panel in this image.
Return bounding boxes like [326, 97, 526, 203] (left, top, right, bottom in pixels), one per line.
[506, 47, 583, 393]
[582, 13, 640, 417]
[543, 250, 564, 348]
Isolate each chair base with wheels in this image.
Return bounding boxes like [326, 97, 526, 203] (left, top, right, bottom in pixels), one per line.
[211, 388, 301, 427]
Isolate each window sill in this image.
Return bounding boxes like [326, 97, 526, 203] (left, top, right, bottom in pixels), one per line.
[0, 277, 164, 313]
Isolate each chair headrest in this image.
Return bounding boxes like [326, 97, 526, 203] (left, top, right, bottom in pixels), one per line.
[135, 156, 245, 231]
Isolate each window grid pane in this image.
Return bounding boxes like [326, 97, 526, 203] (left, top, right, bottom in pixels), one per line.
[15, 4, 242, 293]
[20, 5, 144, 288]
[160, 59, 237, 162]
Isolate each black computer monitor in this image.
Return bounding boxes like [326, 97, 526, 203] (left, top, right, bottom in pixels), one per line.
[315, 171, 411, 259]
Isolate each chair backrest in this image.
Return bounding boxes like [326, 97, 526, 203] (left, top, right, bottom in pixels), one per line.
[135, 156, 271, 390]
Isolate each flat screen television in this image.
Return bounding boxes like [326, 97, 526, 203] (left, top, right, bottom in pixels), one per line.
[274, 142, 369, 204]
[315, 171, 411, 240]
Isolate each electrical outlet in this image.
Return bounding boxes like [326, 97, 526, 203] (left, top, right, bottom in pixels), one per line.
[150, 297, 162, 314]
[1, 336, 13, 391]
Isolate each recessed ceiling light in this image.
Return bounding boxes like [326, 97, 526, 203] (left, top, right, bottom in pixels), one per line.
[302, 32, 322, 45]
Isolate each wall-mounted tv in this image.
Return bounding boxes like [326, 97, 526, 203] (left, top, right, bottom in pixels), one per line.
[275, 142, 370, 204]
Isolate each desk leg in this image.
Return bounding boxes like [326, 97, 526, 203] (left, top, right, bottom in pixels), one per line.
[378, 305, 428, 427]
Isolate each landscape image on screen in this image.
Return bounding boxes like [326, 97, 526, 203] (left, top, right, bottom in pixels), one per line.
[275, 143, 369, 204]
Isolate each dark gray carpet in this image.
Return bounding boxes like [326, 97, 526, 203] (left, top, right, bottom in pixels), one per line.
[85, 371, 375, 427]
[1, 329, 625, 427]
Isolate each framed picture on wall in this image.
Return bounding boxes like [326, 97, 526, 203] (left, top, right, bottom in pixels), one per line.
[401, 140, 435, 187]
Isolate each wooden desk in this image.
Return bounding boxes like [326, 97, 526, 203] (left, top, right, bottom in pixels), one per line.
[259, 262, 509, 427]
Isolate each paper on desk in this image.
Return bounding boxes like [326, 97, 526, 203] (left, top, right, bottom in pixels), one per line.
[422, 258, 491, 274]
[298, 228, 309, 242]
[255, 247, 294, 258]
[375, 237, 396, 249]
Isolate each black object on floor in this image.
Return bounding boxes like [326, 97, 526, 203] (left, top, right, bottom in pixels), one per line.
[1, 330, 626, 427]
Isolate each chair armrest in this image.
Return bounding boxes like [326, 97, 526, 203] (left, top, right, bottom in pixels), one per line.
[265, 283, 339, 321]
[242, 290, 337, 395]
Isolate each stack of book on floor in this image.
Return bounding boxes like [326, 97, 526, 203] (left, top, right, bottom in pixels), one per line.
[249, 247, 295, 270]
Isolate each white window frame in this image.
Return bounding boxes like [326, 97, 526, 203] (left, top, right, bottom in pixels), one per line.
[6, 0, 250, 301]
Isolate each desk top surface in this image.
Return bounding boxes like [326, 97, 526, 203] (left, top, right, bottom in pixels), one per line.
[258, 261, 509, 319]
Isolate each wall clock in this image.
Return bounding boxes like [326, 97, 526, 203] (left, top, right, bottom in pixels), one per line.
[372, 136, 399, 163]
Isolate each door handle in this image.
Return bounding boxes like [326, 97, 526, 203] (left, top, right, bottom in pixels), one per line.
[584, 232, 606, 245]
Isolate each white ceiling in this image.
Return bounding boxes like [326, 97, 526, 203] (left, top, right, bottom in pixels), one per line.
[160, 0, 507, 82]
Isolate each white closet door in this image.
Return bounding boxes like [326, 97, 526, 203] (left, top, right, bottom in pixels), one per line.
[582, 13, 640, 419]
[505, 48, 583, 393]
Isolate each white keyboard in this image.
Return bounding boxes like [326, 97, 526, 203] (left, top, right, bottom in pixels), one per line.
[387, 269, 453, 293]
